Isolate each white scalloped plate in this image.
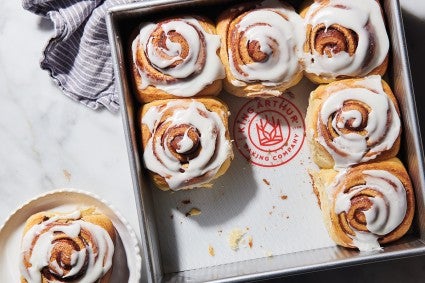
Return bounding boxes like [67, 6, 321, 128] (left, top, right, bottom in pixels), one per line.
[0, 189, 142, 282]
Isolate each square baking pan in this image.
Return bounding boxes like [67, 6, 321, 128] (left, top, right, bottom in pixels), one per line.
[106, 0, 425, 282]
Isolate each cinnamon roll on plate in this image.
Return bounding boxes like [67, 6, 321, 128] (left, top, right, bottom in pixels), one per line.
[140, 98, 233, 191]
[310, 158, 415, 251]
[305, 76, 401, 169]
[131, 16, 225, 103]
[217, 0, 304, 98]
[20, 208, 115, 283]
[301, 0, 389, 84]
[0, 189, 141, 283]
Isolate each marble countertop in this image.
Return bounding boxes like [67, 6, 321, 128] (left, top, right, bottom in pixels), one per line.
[1, 1, 424, 282]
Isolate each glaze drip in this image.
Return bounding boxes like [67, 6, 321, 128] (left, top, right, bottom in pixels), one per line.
[20, 211, 114, 283]
[317, 76, 400, 168]
[142, 100, 232, 190]
[227, 0, 304, 86]
[133, 17, 225, 96]
[303, 0, 389, 78]
[331, 169, 407, 251]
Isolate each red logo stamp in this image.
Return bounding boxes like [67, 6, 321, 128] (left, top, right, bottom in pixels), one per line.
[233, 97, 305, 167]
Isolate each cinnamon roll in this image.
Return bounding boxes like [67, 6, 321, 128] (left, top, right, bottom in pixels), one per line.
[311, 158, 415, 251]
[131, 16, 225, 103]
[301, 0, 389, 84]
[305, 76, 401, 169]
[140, 98, 233, 191]
[217, 0, 304, 98]
[20, 208, 115, 283]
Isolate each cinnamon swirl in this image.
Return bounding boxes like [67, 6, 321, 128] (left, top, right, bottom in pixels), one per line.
[131, 16, 225, 102]
[20, 208, 115, 283]
[140, 98, 233, 191]
[217, 0, 304, 98]
[311, 158, 415, 251]
[305, 76, 401, 169]
[301, 0, 389, 84]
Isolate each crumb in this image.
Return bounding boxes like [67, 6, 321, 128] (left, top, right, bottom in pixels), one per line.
[63, 169, 71, 182]
[266, 251, 273, 258]
[280, 195, 288, 200]
[248, 236, 253, 248]
[180, 221, 183, 224]
[181, 199, 191, 205]
[262, 178, 270, 186]
[272, 205, 276, 209]
[286, 216, 289, 219]
[208, 245, 215, 256]
[185, 207, 201, 217]
[246, 227, 250, 231]
[309, 172, 321, 208]
[269, 211, 273, 215]
[228, 228, 244, 251]
[170, 214, 174, 219]
[239, 234, 254, 249]
[218, 230, 223, 234]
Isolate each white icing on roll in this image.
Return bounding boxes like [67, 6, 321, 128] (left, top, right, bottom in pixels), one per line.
[333, 170, 407, 251]
[176, 128, 194, 154]
[133, 17, 225, 96]
[142, 100, 232, 190]
[303, 0, 389, 78]
[20, 211, 114, 283]
[317, 75, 400, 168]
[228, 1, 304, 86]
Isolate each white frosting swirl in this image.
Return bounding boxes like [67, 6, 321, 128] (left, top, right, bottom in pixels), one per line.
[332, 169, 407, 251]
[176, 128, 194, 154]
[303, 0, 389, 78]
[317, 75, 400, 168]
[142, 100, 232, 190]
[20, 211, 114, 283]
[228, 1, 304, 86]
[132, 17, 225, 96]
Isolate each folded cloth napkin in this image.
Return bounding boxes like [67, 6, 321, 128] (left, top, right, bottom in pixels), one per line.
[22, 0, 138, 112]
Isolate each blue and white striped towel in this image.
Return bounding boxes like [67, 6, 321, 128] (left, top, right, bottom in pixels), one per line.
[23, 0, 137, 112]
